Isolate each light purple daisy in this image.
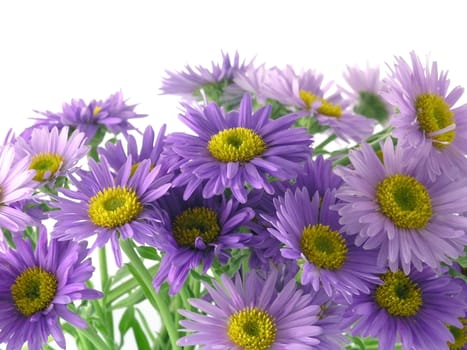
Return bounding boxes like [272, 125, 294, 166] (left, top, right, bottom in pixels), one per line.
[0, 228, 102, 350]
[50, 155, 172, 266]
[166, 93, 312, 203]
[177, 267, 323, 349]
[15, 126, 88, 185]
[263, 65, 375, 142]
[346, 267, 466, 350]
[268, 186, 384, 302]
[151, 186, 254, 295]
[381, 51, 467, 181]
[27, 91, 146, 141]
[0, 144, 36, 233]
[335, 139, 467, 273]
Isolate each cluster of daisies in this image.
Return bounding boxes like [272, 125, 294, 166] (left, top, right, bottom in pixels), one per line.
[0, 52, 466, 350]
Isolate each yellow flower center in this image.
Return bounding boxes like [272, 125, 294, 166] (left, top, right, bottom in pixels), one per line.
[29, 152, 63, 182]
[93, 106, 102, 117]
[299, 89, 342, 118]
[415, 93, 456, 149]
[11, 267, 58, 316]
[172, 207, 220, 248]
[300, 224, 348, 270]
[448, 318, 467, 350]
[376, 174, 432, 229]
[227, 307, 277, 350]
[374, 270, 423, 317]
[207, 127, 267, 163]
[88, 186, 143, 228]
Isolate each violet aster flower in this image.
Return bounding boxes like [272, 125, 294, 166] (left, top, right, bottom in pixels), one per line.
[346, 267, 466, 350]
[381, 51, 467, 181]
[50, 156, 172, 266]
[335, 139, 467, 273]
[166, 93, 312, 203]
[151, 187, 254, 295]
[0, 144, 36, 233]
[264, 65, 375, 142]
[0, 228, 102, 350]
[28, 91, 146, 141]
[268, 186, 384, 302]
[15, 126, 88, 185]
[177, 267, 323, 349]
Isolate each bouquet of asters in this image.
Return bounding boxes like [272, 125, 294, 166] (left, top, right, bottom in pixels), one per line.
[0, 51, 465, 350]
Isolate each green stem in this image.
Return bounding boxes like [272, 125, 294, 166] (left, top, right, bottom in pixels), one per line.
[313, 134, 337, 155]
[75, 325, 111, 350]
[120, 239, 181, 350]
[99, 247, 115, 345]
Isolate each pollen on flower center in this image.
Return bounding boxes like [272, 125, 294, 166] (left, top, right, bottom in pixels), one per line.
[227, 307, 277, 350]
[447, 318, 467, 350]
[375, 270, 423, 317]
[415, 93, 456, 149]
[93, 106, 102, 116]
[300, 224, 348, 270]
[299, 89, 342, 118]
[376, 174, 432, 229]
[207, 127, 267, 163]
[11, 267, 58, 316]
[88, 186, 143, 228]
[172, 207, 220, 248]
[29, 152, 63, 182]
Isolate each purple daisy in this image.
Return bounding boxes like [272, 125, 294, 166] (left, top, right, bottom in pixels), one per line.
[166, 93, 312, 203]
[27, 91, 146, 141]
[263, 65, 375, 142]
[50, 155, 172, 266]
[381, 51, 467, 181]
[0, 144, 36, 233]
[268, 186, 384, 302]
[0, 228, 102, 350]
[15, 126, 88, 185]
[334, 139, 467, 273]
[346, 267, 466, 350]
[177, 267, 323, 349]
[151, 186, 254, 295]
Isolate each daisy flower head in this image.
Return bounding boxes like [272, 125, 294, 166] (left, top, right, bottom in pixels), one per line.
[151, 186, 254, 295]
[268, 186, 384, 302]
[15, 126, 88, 185]
[381, 51, 467, 180]
[166, 93, 312, 203]
[0, 144, 36, 233]
[177, 267, 323, 349]
[50, 155, 172, 266]
[0, 228, 102, 350]
[335, 138, 467, 273]
[263, 65, 375, 142]
[346, 267, 466, 350]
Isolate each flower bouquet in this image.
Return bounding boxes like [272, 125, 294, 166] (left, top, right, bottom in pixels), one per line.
[0, 51, 465, 350]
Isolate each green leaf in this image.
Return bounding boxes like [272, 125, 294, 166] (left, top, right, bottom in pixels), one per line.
[118, 306, 135, 346]
[136, 246, 160, 261]
[131, 316, 152, 350]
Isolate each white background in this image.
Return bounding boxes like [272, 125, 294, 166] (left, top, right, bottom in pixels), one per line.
[1, 1, 466, 349]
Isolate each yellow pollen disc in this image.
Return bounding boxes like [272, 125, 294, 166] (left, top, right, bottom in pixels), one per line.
[376, 174, 432, 229]
[93, 106, 102, 116]
[415, 93, 456, 149]
[130, 162, 155, 177]
[227, 307, 277, 350]
[375, 270, 422, 317]
[300, 224, 348, 270]
[88, 186, 143, 228]
[207, 127, 267, 163]
[11, 267, 58, 316]
[29, 152, 63, 181]
[299, 89, 342, 118]
[448, 318, 467, 350]
[172, 207, 220, 248]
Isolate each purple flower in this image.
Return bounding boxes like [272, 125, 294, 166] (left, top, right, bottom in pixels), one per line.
[346, 267, 466, 350]
[268, 187, 384, 302]
[335, 139, 467, 273]
[151, 187, 254, 295]
[177, 267, 322, 349]
[0, 228, 102, 350]
[166, 93, 312, 203]
[381, 51, 467, 181]
[50, 156, 172, 266]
